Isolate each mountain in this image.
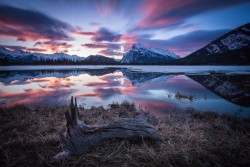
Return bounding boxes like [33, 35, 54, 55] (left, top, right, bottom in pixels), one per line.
[121, 43, 180, 64]
[187, 75, 250, 107]
[0, 69, 87, 85]
[1, 22, 249, 66]
[179, 23, 250, 65]
[0, 47, 119, 65]
[0, 68, 173, 86]
[0, 47, 84, 65]
[83, 55, 119, 65]
[121, 68, 175, 86]
[84, 68, 120, 76]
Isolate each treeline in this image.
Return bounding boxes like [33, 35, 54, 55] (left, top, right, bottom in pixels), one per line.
[0, 60, 179, 65]
[0, 58, 84, 65]
[0, 57, 121, 65]
[0, 57, 9, 65]
[0, 60, 176, 65]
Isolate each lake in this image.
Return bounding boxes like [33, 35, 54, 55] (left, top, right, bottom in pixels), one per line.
[0, 65, 249, 117]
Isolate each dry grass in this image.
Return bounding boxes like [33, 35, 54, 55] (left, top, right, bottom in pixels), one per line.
[0, 102, 250, 167]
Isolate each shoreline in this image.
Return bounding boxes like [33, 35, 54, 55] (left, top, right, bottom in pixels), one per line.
[0, 65, 250, 75]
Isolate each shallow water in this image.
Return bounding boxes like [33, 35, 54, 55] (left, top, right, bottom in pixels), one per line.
[0, 66, 249, 117]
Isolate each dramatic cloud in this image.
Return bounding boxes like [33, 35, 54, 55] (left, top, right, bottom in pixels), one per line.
[0, 5, 73, 41]
[81, 43, 107, 49]
[73, 31, 95, 37]
[82, 42, 121, 50]
[96, 0, 118, 15]
[1, 41, 72, 53]
[75, 27, 124, 56]
[94, 0, 143, 16]
[92, 28, 121, 42]
[0, 44, 47, 53]
[34, 41, 73, 53]
[136, 0, 249, 30]
[25, 48, 47, 52]
[0, 1, 249, 57]
[0, 45, 26, 50]
[82, 42, 123, 56]
[75, 27, 121, 42]
[98, 49, 122, 56]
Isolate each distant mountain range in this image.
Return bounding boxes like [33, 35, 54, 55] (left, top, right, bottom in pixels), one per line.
[0, 47, 85, 65]
[0, 47, 121, 65]
[0, 23, 249, 65]
[0, 43, 178, 65]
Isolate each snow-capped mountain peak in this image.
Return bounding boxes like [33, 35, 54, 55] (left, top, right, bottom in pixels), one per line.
[121, 43, 179, 64]
[132, 43, 145, 50]
[148, 47, 180, 59]
[0, 47, 11, 55]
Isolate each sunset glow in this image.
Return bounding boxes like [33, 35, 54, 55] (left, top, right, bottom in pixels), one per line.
[0, 0, 249, 58]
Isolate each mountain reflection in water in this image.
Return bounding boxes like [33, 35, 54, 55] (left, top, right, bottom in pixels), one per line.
[0, 68, 249, 117]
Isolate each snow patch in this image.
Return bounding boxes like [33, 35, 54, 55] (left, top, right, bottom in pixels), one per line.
[148, 47, 180, 59]
[242, 27, 250, 32]
[206, 44, 220, 54]
[203, 79, 217, 87]
[132, 74, 174, 86]
[215, 81, 245, 97]
[221, 33, 249, 50]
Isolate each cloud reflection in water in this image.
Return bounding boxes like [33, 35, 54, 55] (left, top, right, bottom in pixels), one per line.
[0, 68, 249, 117]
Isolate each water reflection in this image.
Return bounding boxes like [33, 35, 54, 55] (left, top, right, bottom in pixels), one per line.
[188, 75, 250, 107]
[0, 68, 249, 117]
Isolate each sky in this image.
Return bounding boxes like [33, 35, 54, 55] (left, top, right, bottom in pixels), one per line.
[0, 0, 249, 58]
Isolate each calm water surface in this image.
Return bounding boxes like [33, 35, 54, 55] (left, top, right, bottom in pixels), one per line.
[0, 66, 249, 117]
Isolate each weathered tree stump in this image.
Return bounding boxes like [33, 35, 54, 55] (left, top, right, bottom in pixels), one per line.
[54, 97, 163, 159]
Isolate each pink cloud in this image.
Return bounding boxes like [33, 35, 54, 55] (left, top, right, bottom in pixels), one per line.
[137, 0, 193, 29]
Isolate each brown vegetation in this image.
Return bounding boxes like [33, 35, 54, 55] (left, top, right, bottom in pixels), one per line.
[0, 102, 250, 167]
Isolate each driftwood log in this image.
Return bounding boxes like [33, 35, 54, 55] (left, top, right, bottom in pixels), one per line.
[54, 97, 163, 159]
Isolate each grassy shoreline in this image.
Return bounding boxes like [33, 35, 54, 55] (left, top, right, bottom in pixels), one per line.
[0, 102, 249, 167]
